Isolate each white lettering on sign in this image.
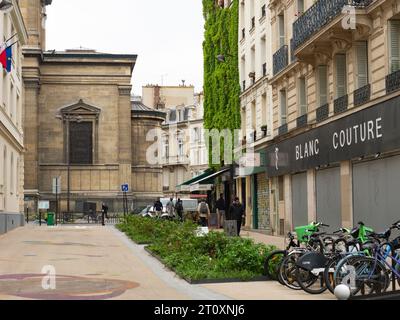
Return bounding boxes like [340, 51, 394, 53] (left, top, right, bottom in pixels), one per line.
[296, 139, 319, 160]
[332, 118, 383, 150]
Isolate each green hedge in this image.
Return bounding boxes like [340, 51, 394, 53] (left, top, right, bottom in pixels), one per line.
[117, 216, 276, 281]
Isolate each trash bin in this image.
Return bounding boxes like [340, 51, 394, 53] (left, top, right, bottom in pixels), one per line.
[47, 212, 55, 226]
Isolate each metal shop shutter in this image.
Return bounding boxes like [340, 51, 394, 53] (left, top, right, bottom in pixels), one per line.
[316, 167, 341, 232]
[353, 156, 400, 231]
[292, 173, 308, 228]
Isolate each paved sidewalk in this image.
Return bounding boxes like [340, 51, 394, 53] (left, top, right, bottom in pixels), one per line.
[0, 225, 334, 300]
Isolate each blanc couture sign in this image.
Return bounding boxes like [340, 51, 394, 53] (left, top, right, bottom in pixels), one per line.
[265, 95, 400, 178]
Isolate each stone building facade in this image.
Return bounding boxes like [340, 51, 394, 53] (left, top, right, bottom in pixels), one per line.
[21, 0, 161, 213]
[0, 0, 28, 234]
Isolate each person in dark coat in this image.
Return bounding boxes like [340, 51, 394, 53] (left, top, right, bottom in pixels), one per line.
[228, 197, 245, 236]
[216, 193, 226, 229]
[175, 198, 184, 222]
[101, 202, 109, 219]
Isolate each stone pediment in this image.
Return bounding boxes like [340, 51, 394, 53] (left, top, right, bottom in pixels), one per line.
[59, 99, 101, 117]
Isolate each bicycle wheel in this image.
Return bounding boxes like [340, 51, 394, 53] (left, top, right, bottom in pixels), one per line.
[279, 253, 303, 290]
[335, 256, 390, 296]
[295, 265, 328, 294]
[264, 250, 287, 281]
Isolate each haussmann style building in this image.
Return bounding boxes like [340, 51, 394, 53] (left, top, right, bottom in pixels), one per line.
[262, 0, 400, 234]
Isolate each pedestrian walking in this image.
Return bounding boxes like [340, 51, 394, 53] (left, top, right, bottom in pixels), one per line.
[216, 193, 226, 229]
[166, 197, 175, 218]
[175, 198, 184, 222]
[228, 197, 245, 236]
[197, 199, 210, 227]
[153, 198, 163, 218]
[101, 202, 109, 220]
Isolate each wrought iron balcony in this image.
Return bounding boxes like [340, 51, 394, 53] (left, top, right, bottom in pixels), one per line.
[316, 103, 329, 122]
[292, 0, 374, 53]
[354, 84, 371, 107]
[386, 70, 400, 94]
[297, 114, 308, 128]
[273, 45, 288, 75]
[334, 94, 348, 114]
[278, 123, 288, 136]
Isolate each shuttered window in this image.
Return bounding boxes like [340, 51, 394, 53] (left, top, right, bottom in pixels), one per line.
[389, 20, 400, 73]
[318, 65, 328, 106]
[298, 77, 307, 116]
[356, 41, 369, 89]
[335, 54, 347, 98]
[280, 90, 287, 125]
[279, 14, 285, 47]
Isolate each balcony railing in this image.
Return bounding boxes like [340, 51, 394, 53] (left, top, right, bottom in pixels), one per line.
[354, 84, 371, 107]
[296, 114, 308, 128]
[278, 123, 288, 135]
[273, 45, 288, 75]
[292, 0, 374, 52]
[386, 70, 400, 94]
[316, 103, 329, 122]
[334, 94, 348, 114]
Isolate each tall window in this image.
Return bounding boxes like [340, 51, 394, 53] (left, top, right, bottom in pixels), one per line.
[318, 65, 328, 106]
[335, 54, 347, 98]
[163, 137, 169, 159]
[356, 41, 369, 88]
[389, 20, 400, 73]
[278, 14, 285, 48]
[261, 93, 267, 126]
[251, 100, 256, 140]
[10, 153, 14, 195]
[69, 122, 93, 165]
[280, 89, 287, 125]
[3, 147, 6, 196]
[261, 35, 266, 76]
[298, 77, 307, 116]
[297, 0, 304, 16]
[178, 138, 184, 157]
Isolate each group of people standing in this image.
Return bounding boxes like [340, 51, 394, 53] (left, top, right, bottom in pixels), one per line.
[152, 195, 245, 236]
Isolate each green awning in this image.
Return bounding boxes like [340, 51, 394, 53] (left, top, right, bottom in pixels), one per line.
[177, 168, 215, 188]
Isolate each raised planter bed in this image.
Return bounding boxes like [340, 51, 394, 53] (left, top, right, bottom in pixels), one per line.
[143, 246, 270, 285]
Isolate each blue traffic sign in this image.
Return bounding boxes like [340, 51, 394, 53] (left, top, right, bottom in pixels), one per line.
[121, 184, 129, 192]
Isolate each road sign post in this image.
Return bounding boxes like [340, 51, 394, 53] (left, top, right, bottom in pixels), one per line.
[121, 184, 129, 217]
[53, 177, 61, 225]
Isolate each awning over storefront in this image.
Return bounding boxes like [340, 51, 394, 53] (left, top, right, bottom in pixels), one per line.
[176, 169, 214, 192]
[189, 167, 231, 191]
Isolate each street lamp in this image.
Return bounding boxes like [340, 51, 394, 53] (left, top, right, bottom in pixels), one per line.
[56, 113, 83, 214]
[0, 0, 13, 13]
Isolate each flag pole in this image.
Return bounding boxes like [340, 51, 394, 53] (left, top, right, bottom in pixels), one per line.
[5, 33, 17, 44]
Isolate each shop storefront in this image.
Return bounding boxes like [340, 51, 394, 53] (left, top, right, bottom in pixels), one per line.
[266, 94, 400, 231]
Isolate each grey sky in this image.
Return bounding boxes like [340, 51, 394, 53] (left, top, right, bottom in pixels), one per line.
[46, 0, 205, 95]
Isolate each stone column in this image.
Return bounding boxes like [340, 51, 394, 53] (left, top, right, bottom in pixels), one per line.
[118, 85, 133, 203]
[284, 174, 293, 232]
[341, 161, 353, 229]
[307, 169, 317, 223]
[23, 80, 40, 205]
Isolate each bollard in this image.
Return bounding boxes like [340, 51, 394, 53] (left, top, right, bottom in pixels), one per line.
[26, 208, 29, 224]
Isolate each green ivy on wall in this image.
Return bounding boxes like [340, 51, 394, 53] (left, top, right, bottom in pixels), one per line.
[203, 0, 240, 168]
